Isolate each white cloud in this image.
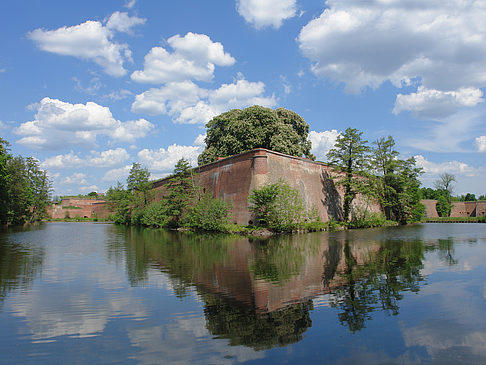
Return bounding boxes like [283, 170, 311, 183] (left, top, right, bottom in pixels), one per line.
[414, 155, 481, 177]
[79, 185, 99, 193]
[16, 98, 154, 150]
[73, 76, 102, 95]
[124, 0, 137, 9]
[41, 148, 130, 169]
[237, 0, 297, 29]
[103, 89, 133, 101]
[298, 0, 486, 93]
[138, 144, 202, 174]
[475, 135, 486, 153]
[309, 129, 340, 161]
[0, 121, 8, 130]
[132, 78, 276, 124]
[102, 165, 132, 182]
[131, 32, 235, 84]
[394, 87, 484, 119]
[29, 20, 132, 77]
[105, 11, 146, 34]
[63, 173, 88, 185]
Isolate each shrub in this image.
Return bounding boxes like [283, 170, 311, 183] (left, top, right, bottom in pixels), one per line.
[436, 195, 451, 217]
[249, 180, 306, 231]
[185, 194, 230, 232]
[347, 205, 386, 229]
[142, 201, 170, 227]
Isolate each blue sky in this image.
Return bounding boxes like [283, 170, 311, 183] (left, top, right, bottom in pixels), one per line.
[1, 0, 485, 196]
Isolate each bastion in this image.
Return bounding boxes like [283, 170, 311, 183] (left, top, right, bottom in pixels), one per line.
[152, 148, 381, 225]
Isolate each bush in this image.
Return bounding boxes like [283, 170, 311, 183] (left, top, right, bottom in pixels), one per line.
[436, 195, 451, 217]
[249, 180, 307, 231]
[142, 201, 170, 227]
[347, 205, 386, 229]
[185, 194, 230, 232]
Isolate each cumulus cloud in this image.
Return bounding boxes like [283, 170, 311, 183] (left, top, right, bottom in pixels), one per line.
[105, 11, 146, 34]
[41, 148, 130, 169]
[16, 98, 154, 150]
[102, 165, 132, 182]
[309, 129, 340, 161]
[393, 87, 484, 119]
[475, 136, 486, 153]
[63, 173, 88, 185]
[237, 0, 297, 29]
[138, 144, 202, 174]
[131, 32, 235, 84]
[414, 155, 481, 177]
[29, 12, 144, 76]
[132, 78, 276, 124]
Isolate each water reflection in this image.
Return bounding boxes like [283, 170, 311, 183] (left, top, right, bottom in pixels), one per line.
[118, 227, 430, 344]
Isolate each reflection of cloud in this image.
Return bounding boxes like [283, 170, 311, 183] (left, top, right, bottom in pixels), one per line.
[128, 315, 265, 364]
[402, 320, 486, 360]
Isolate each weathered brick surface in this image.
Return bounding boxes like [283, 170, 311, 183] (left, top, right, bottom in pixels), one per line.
[48, 198, 110, 219]
[421, 199, 486, 217]
[153, 148, 382, 225]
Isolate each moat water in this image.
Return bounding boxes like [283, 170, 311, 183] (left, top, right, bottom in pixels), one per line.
[0, 222, 485, 364]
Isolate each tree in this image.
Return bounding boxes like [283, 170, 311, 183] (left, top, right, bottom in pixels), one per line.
[369, 137, 424, 224]
[326, 128, 370, 222]
[198, 105, 314, 165]
[434, 173, 456, 198]
[127, 163, 151, 206]
[0, 138, 11, 224]
[436, 195, 451, 217]
[166, 158, 194, 226]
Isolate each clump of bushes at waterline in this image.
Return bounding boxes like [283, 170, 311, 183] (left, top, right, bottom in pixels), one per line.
[106, 159, 399, 234]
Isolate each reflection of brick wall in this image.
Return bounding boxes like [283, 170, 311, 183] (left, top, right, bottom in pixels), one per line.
[152, 148, 381, 225]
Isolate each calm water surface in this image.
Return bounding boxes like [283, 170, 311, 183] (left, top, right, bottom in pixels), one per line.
[0, 222, 485, 364]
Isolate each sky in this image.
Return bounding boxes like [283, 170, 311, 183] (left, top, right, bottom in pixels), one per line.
[1, 0, 485, 197]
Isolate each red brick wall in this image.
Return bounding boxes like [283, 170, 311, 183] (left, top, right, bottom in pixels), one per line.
[152, 148, 382, 225]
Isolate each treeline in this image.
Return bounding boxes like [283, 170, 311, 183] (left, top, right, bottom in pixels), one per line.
[0, 138, 52, 225]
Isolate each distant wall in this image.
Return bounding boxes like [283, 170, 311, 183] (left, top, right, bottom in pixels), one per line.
[152, 148, 381, 225]
[421, 199, 486, 218]
[48, 199, 110, 219]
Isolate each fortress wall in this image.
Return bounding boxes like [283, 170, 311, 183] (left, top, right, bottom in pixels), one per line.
[48, 199, 109, 219]
[422, 200, 439, 218]
[151, 148, 382, 225]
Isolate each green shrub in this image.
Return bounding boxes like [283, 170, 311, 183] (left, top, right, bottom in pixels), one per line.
[141, 201, 170, 227]
[185, 194, 230, 232]
[436, 195, 451, 217]
[347, 205, 386, 229]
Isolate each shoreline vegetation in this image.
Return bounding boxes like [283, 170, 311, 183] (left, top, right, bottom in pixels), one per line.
[2, 106, 484, 232]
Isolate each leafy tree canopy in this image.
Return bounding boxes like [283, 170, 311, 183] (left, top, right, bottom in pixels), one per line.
[198, 105, 314, 165]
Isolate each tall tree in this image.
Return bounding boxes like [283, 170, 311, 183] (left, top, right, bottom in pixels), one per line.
[0, 138, 11, 224]
[127, 163, 151, 205]
[326, 128, 370, 222]
[434, 173, 456, 198]
[166, 158, 193, 226]
[369, 136, 424, 223]
[198, 105, 314, 165]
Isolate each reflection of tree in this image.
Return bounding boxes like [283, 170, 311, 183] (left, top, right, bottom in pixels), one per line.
[203, 293, 313, 351]
[250, 234, 320, 284]
[329, 239, 425, 333]
[438, 239, 458, 266]
[0, 235, 44, 307]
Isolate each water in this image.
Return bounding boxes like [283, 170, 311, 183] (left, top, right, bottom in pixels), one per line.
[0, 222, 485, 364]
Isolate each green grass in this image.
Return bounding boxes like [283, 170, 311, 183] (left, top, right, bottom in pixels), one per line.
[424, 216, 485, 223]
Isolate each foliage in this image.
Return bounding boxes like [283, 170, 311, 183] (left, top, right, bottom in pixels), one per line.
[105, 182, 132, 224]
[198, 105, 314, 165]
[459, 193, 477, 201]
[434, 173, 456, 198]
[248, 180, 309, 231]
[326, 128, 370, 222]
[127, 162, 152, 206]
[0, 140, 52, 225]
[185, 194, 231, 231]
[141, 201, 170, 228]
[347, 205, 387, 229]
[436, 195, 451, 217]
[165, 158, 194, 227]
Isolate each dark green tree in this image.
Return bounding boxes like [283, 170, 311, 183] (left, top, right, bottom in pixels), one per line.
[198, 105, 314, 165]
[369, 137, 424, 224]
[127, 163, 151, 205]
[436, 195, 451, 217]
[0, 138, 11, 224]
[166, 158, 193, 226]
[326, 128, 370, 222]
[106, 182, 132, 224]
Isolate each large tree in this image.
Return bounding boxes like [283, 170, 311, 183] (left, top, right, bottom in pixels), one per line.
[0, 138, 11, 224]
[198, 105, 314, 165]
[326, 128, 370, 222]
